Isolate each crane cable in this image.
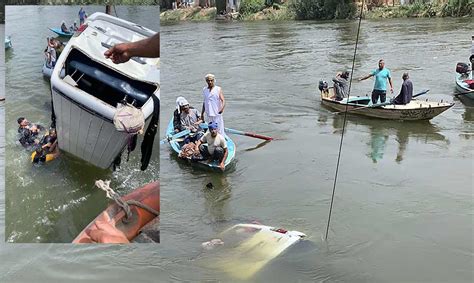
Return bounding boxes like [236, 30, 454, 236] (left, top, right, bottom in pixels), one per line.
[325, 0, 365, 241]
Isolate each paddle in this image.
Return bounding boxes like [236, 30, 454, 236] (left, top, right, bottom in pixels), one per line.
[200, 123, 274, 141]
[159, 129, 190, 145]
[336, 89, 430, 114]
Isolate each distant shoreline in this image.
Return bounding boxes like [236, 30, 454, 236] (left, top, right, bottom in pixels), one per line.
[160, 4, 473, 22]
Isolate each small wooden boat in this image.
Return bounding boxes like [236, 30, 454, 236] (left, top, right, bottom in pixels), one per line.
[73, 181, 160, 243]
[48, 27, 74, 37]
[455, 71, 474, 100]
[320, 87, 453, 121]
[165, 118, 236, 171]
[5, 36, 12, 49]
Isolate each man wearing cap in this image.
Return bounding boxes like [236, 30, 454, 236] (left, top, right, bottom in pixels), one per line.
[359, 59, 394, 104]
[201, 74, 226, 136]
[194, 122, 228, 171]
[392, 72, 413, 105]
[332, 71, 350, 101]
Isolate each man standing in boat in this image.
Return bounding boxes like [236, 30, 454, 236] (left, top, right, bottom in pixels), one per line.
[392, 72, 413, 105]
[194, 122, 228, 171]
[201, 74, 226, 136]
[359, 59, 393, 104]
[78, 7, 88, 26]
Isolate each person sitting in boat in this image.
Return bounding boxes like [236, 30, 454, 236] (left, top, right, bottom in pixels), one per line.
[392, 72, 413, 105]
[173, 96, 187, 133]
[60, 21, 69, 33]
[72, 21, 78, 31]
[332, 71, 350, 101]
[17, 117, 44, 147]
[179, 98, 204, 144]
[194, 122, 228, 171]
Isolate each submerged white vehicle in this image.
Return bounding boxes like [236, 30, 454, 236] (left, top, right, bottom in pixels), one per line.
[201, 223, 306, 280]
[50, 12, 160, 169]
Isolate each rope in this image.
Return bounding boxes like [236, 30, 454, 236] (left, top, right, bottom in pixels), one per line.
[325, 0, 365, 241]
[95, 180, 159, 222]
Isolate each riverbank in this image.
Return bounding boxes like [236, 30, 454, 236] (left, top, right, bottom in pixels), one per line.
[160, 2, 473, 22]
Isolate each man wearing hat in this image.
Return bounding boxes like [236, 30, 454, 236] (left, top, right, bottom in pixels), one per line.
[201, 74, 226, 136]
[194, 121, 228, 171]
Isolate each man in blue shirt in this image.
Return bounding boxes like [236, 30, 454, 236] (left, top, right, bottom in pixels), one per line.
[359, 59, 394, 104]
[78, 7, 87, 26]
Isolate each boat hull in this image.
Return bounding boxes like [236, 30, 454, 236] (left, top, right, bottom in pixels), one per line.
[48, 27, 73, 37]
[165, 118, 236, 171]
[455, 72, 474, 100]
[73, 181, 160, 243]
[320, 88, 453, 121]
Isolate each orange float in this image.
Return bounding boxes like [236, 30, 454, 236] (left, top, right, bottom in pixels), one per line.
[73, 181, 160, 243]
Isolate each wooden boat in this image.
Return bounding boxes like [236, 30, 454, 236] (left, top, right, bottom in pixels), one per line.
[50, 12, 160, 169]
[5, 36, 12, 49]
[320, 87, 453, 121]
[165, 118, 236, 171]
[73, 181, 160, 243]
[48, 27, 74, 37]
[455, 71, 474, 100]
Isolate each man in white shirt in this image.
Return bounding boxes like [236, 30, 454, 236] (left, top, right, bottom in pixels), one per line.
[194, 122, 228, 171]
[201, 74, 226, 136]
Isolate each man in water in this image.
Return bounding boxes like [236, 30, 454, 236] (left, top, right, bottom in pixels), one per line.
[359, 59, 394, 104]
[104, 33, 160, 64]
[17, 117, 43, 147]
[194, 122, 228, 171]
[332, 71, 350, 101]
[201, 74, 226, 136]
[392, 72, 413, 105]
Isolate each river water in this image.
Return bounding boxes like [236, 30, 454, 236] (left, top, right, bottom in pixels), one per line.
[2, 14, 474, 282]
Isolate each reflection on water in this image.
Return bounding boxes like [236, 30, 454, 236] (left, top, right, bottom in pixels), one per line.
[331, 113, 450, 163]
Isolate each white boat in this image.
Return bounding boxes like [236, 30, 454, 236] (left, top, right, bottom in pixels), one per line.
[50, 12, 160, 169]
[201, 223, 306, 280]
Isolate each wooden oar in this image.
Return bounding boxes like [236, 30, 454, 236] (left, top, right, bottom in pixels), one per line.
[225, 128, 273, 141]
[159, 129, 190, 145]
[336, 89, 430, 114]
[200, 123, 273, 141]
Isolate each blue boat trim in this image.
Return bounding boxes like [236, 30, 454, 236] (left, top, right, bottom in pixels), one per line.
[165, 117, 236, 170]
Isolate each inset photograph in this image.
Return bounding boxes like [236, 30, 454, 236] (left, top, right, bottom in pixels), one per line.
[5, 5, 160, 243]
